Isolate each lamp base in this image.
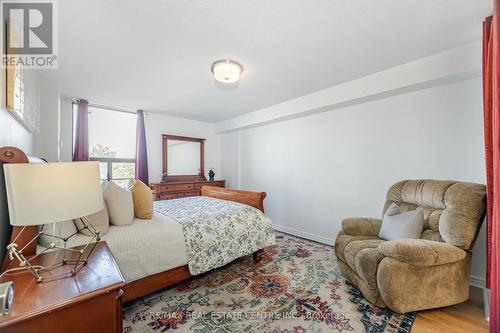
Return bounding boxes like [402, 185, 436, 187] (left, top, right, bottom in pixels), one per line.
[5, 217, 101, 283]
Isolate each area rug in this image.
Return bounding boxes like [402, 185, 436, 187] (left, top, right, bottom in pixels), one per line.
[123, 232, 415, 333]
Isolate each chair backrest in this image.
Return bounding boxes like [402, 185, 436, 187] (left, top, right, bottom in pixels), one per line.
[383, 180, 486, 250]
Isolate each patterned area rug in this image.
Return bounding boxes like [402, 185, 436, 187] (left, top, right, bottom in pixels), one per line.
[123, 233, 415, 332]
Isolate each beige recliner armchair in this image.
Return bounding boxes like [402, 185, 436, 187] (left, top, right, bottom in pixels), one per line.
[335, 180, 486, 314]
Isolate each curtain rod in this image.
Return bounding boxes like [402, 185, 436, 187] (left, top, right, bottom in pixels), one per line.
[71, 99, 139, 115]
[67, 97, 182, 118]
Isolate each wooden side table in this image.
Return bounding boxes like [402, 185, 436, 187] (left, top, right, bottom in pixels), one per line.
[0, 241, 125, 333]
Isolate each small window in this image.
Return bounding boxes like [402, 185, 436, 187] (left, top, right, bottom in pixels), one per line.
[73, 105, 137, 187]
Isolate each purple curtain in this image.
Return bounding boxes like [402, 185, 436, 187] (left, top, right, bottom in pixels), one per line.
[135, 110, 149, 184]
[72, 99, 89, 161]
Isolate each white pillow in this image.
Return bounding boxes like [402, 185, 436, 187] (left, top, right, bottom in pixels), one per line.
[38, 220, 77, 248]
[74, 201, 110, 236]
[103, 180, 134, 226]
[379, 203, 424, 240]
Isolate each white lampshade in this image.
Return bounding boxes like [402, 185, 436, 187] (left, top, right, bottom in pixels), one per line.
[3, 162, 103, 226]
[211, 60, 243, 83]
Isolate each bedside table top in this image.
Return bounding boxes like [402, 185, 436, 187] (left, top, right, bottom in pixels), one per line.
[0, 241, 125, 327]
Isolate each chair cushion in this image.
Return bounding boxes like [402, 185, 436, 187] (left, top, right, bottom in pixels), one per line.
[378, 238, 466, 266]
[344, 239, 385, 286]
[383, 180, 486, 249]
[334, 233, 377, 264]
[342, 217, 382, 237]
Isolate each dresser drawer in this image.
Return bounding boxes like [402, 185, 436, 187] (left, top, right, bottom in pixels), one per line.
[194, 181, 224, 190]
[160, 183, 194, 192]
[151, 181, 225, 202]
[159, 193, 179, 200]
[179, 191, 199, 198]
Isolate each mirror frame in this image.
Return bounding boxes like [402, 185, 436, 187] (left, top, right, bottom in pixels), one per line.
[162, 134, 206, 182]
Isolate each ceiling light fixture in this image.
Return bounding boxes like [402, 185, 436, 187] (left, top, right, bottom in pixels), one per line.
[211, 60, 243, 83]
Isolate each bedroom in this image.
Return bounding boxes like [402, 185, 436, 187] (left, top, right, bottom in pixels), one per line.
[0, 0, 497, 332]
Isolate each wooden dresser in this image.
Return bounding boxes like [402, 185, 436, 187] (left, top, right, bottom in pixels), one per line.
[150, 180, 225, 201]
[0, 242, 125, 333]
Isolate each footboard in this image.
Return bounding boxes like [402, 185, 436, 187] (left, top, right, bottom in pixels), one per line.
[200, 186, 266, 212]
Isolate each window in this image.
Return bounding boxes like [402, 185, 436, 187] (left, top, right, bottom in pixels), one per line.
[73, 105, 137, 187]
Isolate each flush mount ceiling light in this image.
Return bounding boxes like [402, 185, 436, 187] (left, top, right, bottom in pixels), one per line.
[211, 60, 243, 83]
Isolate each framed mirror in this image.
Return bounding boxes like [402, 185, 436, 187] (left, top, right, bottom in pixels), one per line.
[162, 134, 206, 182]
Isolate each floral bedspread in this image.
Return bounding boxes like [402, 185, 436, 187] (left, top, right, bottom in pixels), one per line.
[154, 196, 276, 275]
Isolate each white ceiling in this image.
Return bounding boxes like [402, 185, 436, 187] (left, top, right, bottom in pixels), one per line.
[47, 0, 492, 122]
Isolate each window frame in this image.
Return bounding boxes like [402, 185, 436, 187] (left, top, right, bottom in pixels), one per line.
[90, 157, 136, 182]
[72, 102, 137, 183]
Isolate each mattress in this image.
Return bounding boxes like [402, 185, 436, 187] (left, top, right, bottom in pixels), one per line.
[38, 211, 188, 282]
[154, 196, 276, 275]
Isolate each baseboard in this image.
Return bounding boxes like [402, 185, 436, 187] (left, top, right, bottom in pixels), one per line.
[273, 224, 485, 289]
[470, 275, 486, 289]
[484, 288, 490, 322]
[273, 224, 335, 246]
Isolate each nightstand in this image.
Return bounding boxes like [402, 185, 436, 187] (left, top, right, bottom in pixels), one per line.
[0, 241, 125, 333]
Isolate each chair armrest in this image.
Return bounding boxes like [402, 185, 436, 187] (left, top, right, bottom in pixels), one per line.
[341, 217, 382, 237]
[378, 239, 466, 266]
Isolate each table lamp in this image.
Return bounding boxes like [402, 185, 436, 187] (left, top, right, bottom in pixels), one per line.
[3, 161, 103, 282]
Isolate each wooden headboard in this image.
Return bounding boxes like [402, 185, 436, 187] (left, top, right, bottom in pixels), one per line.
[200, 185, 266, 212]
[0, 147, 44, 272]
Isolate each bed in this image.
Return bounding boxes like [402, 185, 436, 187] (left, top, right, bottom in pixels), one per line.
[0, 147, 275, 302]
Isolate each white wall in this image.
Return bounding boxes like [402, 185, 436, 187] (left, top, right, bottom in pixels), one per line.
[145, 113, 221, 183]
[220, 131, 240, 188]
[59, 97, 74, 162]
[34, 75, 62, 161]
[0, 110, 33, 153]
[220, 77, 487, 284]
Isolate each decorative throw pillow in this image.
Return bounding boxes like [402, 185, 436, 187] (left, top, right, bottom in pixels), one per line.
[38, 220, 77, 248]
[74, 201, 110, 236]
[379, 203, 424, 240]
[128, 179, 153, 219]
[103, 180, 134, 226]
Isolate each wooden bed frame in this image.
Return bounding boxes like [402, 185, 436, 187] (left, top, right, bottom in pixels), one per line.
[0, 146, 267, 303]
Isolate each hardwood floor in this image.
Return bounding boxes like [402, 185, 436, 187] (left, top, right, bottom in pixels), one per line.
[412, 286, 488, 332]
